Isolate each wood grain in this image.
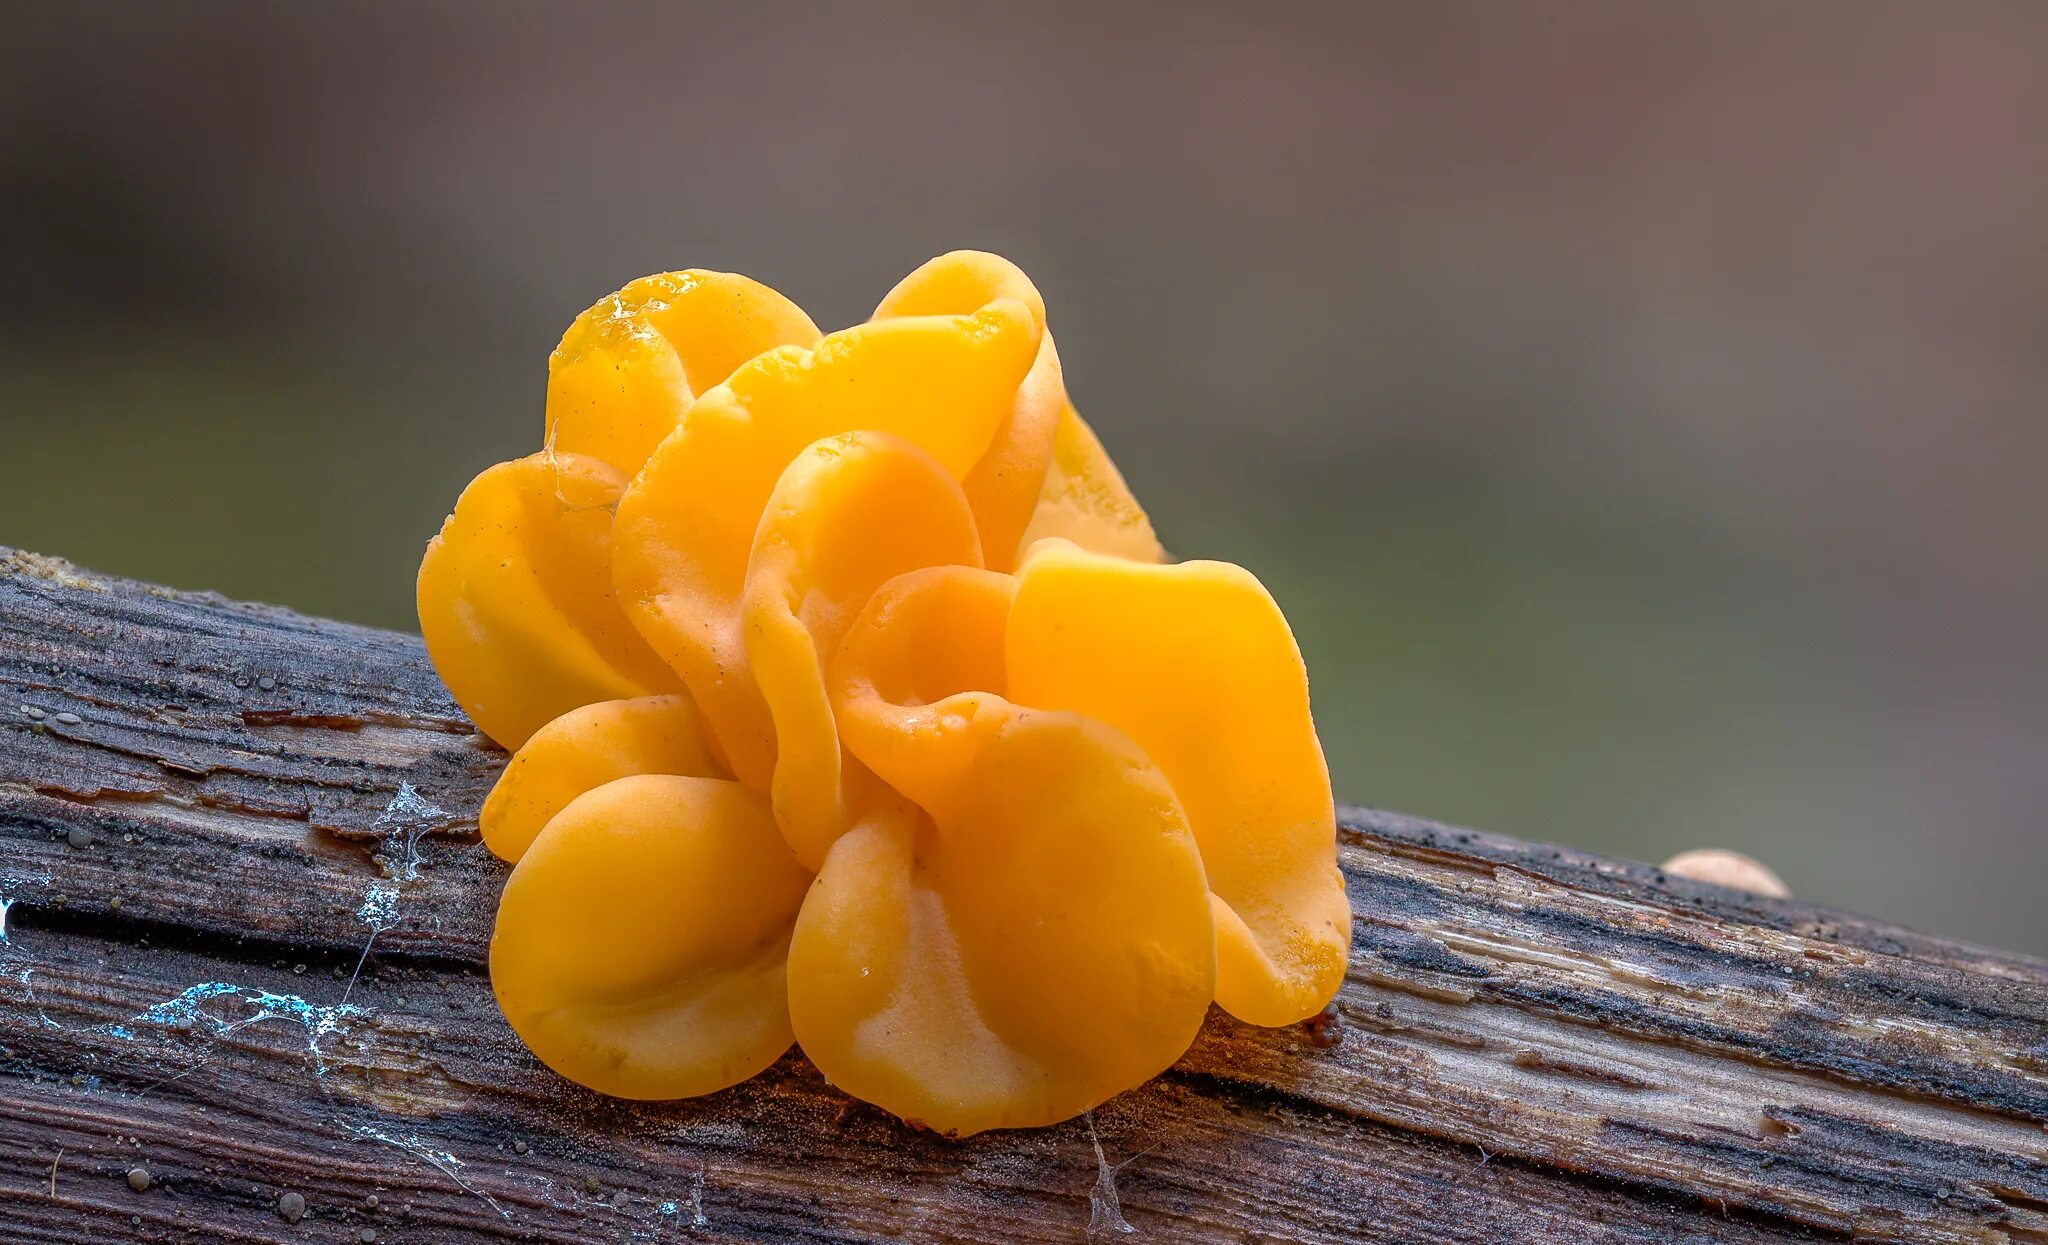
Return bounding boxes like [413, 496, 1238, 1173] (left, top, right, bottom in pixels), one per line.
[2, 546, 2044, 1243]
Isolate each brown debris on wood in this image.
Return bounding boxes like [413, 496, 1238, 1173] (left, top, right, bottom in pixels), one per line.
[2, 546, 2045, 1243]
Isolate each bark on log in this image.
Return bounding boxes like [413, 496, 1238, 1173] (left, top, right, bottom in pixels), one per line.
[1, 545, 2044, 1244]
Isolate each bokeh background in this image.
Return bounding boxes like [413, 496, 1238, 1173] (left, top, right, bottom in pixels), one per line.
[4, 4, 2043, 951]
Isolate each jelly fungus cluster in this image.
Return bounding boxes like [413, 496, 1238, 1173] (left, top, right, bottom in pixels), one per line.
[418, 252, 1348, 1134]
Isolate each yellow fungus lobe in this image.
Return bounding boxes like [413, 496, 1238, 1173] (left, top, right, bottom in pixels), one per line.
[420, 250, 1347, 1135]
[786, 713, 1214, 1135]
[416, 452, 681, 750]
[480, 694, 724, 863]
[741, 430, 983, 870]
[1007, 540, 1349, 1025]
[611, 294, 1042, 790]
[492, 774, 810, 1100]
[546, 269, 820, 477]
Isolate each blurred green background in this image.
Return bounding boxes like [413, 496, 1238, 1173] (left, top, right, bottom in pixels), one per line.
[4, 4, 2043, 952]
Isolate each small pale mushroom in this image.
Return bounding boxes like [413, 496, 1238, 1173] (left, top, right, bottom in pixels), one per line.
[1661, 849, 1790, 898]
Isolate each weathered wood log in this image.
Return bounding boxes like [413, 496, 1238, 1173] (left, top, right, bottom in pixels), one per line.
[1, 545, 2044, 1244]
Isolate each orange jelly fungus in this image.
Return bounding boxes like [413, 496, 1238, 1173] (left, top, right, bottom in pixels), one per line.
[418, 251, 1347, 1134]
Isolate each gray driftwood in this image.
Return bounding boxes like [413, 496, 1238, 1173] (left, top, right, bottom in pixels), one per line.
[1, 546, 2044, 1244]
